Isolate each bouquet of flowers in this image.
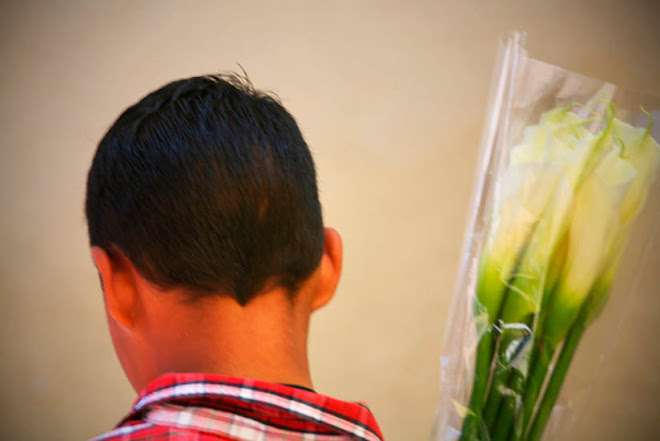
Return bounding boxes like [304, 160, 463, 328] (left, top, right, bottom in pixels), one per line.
[432, 32, 660, 441]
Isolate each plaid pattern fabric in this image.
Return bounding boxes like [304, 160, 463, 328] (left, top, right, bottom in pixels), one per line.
[91, 373, 384, 441]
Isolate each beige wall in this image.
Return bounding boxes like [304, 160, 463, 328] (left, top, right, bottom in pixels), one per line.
[1, 1, 658, 440]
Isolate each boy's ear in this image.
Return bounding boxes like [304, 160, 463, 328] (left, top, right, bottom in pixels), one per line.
[312, 228, 343, 311]
[90, 246, 139, 331]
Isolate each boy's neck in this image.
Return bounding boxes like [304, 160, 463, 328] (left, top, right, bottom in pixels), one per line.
[145, 289, 315, 390]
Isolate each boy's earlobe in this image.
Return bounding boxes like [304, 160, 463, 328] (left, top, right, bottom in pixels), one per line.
[312, 228, 343, 311]
[90, 246, 139, 331]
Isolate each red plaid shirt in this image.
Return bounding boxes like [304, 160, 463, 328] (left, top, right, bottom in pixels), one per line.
[91, 373, 384, 440]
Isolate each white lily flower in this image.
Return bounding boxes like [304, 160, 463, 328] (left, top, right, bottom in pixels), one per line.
[477, 109, 591, 324]
[544, 138, 637, 347]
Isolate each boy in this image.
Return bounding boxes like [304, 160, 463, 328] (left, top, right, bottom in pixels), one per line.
[85, 74, 384, 440]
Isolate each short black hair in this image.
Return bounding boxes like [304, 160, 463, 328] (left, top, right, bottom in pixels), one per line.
[85, 73, 324, 305]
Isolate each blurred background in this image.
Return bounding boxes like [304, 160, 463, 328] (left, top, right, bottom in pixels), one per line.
[0, 1, 658, 440]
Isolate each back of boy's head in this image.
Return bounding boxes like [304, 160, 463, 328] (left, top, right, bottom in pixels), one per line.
[85, 74, 324, 306]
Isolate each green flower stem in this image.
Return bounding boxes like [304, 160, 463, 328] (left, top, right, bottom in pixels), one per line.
[485, 320, 534, 440]
[515, 338, 556, 440]
[483, 284, 537, 434]
[482, 332, 516, 431]
[463, 240, 531, 440]
[482, 346, 507, 430]
[459, 327, 496, 441]
[491, 367, 527, 441]
[526, 312, 587, 441]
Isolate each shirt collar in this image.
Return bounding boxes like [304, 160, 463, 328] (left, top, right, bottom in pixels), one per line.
[120, 372, 384, 441]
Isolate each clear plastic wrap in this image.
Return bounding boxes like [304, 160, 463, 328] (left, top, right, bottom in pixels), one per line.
[431, 31, 660, 441]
